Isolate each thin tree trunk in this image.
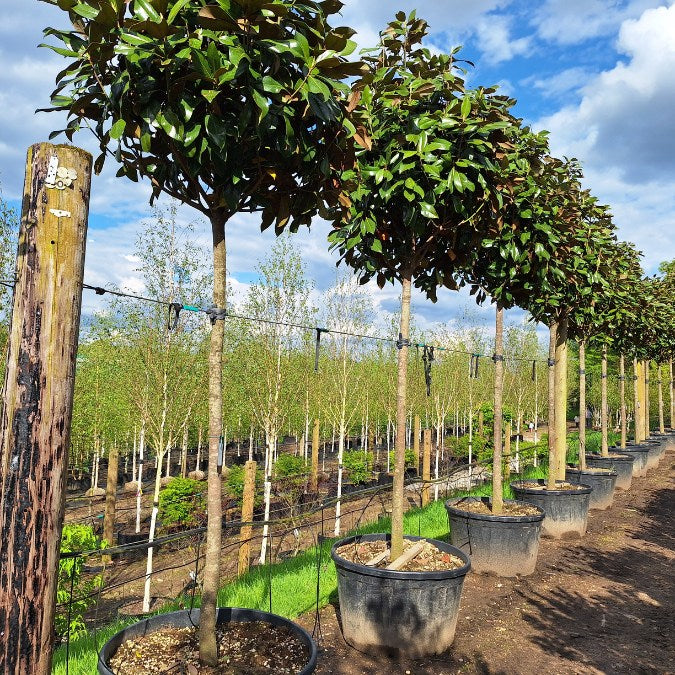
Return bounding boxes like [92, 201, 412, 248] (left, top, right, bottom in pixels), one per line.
[136, 422, 145, 534]
[620, 355, 627, 449]
[334, 423, 346, 537]
[199, 211, 226, 666]
[143, 437, 168, 613]
[670, 359, 674, 430]
[601, 344, 609, 457]
[579, 341, 587, 469]
[391, 276, 412, 560]
[644, 360, 651, 438]
[547, 322, 557, 490]
[492, 306, 505, 514]
[258, 432, 274, 565]
[102, 441, 119, 563]
[553, 316, 568, 480]
[657, 364, 665, 433]
[634, 358, 642, 443]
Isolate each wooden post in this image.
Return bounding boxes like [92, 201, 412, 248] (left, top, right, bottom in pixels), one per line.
[670, 359, 674, 430]
[237, 460, 257, 576]
[634, 359, 643, 443]
[102, 441, 119, 564]
[310, 418, 319, 493]
[619, 355, 627, 450]
[421, 429, 431, 507]
[413, 414, 420, 474]
[553, 317, 569, 481]
[579, 341, 587, 469]
[0, 143, 91, 675]
[503, 420, 512, 482]
[600, 345, 609, 457]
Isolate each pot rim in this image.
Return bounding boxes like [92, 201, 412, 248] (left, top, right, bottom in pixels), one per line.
[585, 452, 634, 462]
[445, 496, 545, 523]
[97, 607, 317, 675]
[565, 466, 618, 477]
[510, 479, 593, 495]
[331, 533, 471, 581]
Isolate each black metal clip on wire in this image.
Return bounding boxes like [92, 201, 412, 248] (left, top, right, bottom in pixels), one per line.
[167, 302, 182, 330]
[422, 345, 434, 397]
[205, 306, 227, 325]
[396, 334, 410, 350]
[492, 353, 504, 363]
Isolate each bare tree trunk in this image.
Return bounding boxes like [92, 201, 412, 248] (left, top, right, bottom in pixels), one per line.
[601, 344, 609, 457]
[181, 425, 188, 478]
[258, 432, 274, 565]
[553, 316, 568, 480]
[644, 360, 650, 439]
[492, 306, 505, 514]
[199, 211, 226, 666]
[334, 423, 346, 537]
[670, 359, 674, 430]
[102, 441, 119, 563]
[391, 276, 412, 560]
[634, 358, 642, 443]
[619, 355, 627, 449]
[579, 341, 587, 469]
[657, 364, 665, 433]
[547, 322, 557, 490]
[136, 422, 145, 534]
[143, 438, 167, 613]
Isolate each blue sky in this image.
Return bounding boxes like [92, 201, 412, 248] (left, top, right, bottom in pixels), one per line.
[1, 0, 674, 332]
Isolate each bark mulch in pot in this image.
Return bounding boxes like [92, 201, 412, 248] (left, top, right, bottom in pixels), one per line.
[108, 620, 309, 674]
[334, 537, 464, 572]
[452, 498, 541, 516]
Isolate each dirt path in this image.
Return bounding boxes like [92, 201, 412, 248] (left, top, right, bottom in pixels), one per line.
[299, 447, 675, 674]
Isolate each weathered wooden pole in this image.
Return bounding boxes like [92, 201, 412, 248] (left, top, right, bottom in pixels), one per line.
[643, 360, 650, 439]
[421, 429, 431, 507]
[0, 143, 91, 674]
[413, 414, 420, 475]
[310, 418, 319, 493]
[237, 460, 257, 576]
[670, 359, 674, 430]
[633, 358, 643, 443]
[492, 305, 505, 512]
[553, 317, 569, 480]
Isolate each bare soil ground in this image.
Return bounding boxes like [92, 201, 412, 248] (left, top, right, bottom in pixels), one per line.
[298, 447, 675, 675]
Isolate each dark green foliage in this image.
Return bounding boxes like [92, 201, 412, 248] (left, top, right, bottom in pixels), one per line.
[226, 464, 263, 508]
[158, 477, 206, 529]
[42, 0, 364, 231]
[447, 434, 488, 459]
[274, 453, 306, 478]
[56, 524, 106, 641]
[342, 450, 374, 484]
[387, 447, 417, 470]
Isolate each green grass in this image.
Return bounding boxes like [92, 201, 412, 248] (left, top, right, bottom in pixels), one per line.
[566, 430, 621, 463]
[52, 431, 592, 673]
[52, 500, 451, 674]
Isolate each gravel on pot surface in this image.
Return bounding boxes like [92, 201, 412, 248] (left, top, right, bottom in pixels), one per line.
[108, 621, 309, 674]
[334, 537, 464, 571]
[518, 481, 583, 491]
[452, 499, 541, 516]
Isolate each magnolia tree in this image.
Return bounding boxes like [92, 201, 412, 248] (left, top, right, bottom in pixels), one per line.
[329, 13, 523, 556]
[42, 0, 362, 663]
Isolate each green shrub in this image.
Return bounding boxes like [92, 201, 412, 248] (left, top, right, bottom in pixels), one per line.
[447, 434, 488, 459]
[387, 447, 417, 471]
[226, 464, 264, 508]
[57, 524, 106, 642]
[342, 450, 374, 484]
[158, 477, 205, 529]
[274, 453, 306, 478]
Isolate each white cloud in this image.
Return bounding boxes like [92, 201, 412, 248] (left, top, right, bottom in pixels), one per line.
[474, 15, 532, 64]
[531, 0, 666, 45]
[536, 3, 675, 271]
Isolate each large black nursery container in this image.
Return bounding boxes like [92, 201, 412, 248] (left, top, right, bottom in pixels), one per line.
[445, 497, 544, 577]
[610, 445, 649, 477]
[331, 533, 470, 656]
[565, 467, 617, 510]
[585, 453, 634, 489]
[511, 479, 592, 539]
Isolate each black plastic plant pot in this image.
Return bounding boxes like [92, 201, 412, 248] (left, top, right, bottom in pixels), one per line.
[565, 467, 617, 510]
[610, 446, 649, 477]
[97, 608, 317, 675]
[585, 453, 634, 489]
[331, 533, 470, 657]
[510, 480, 592, 539]
[445, 497, 544, 577]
